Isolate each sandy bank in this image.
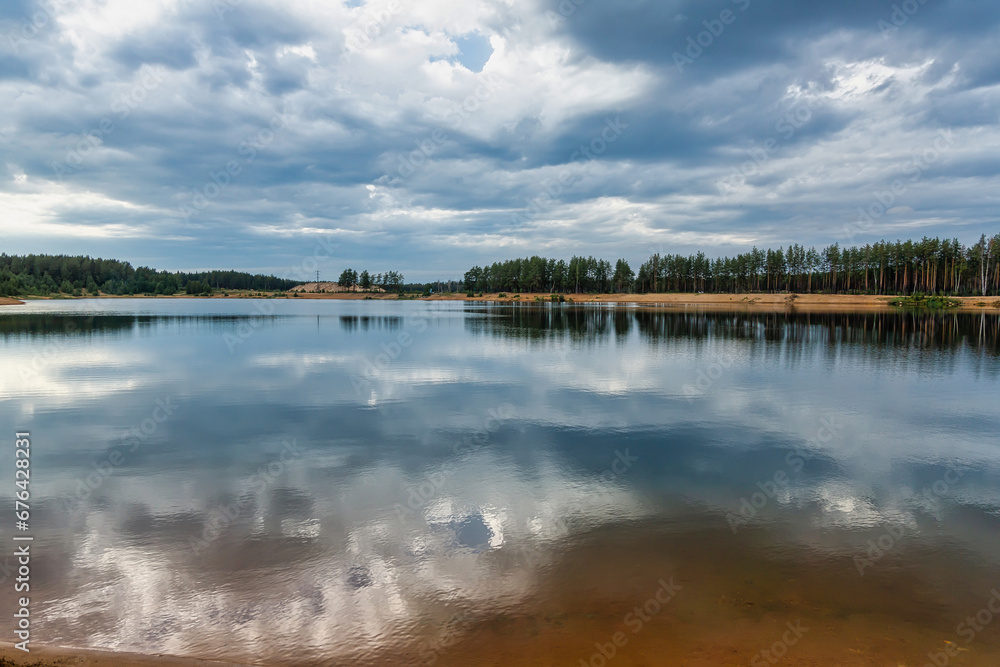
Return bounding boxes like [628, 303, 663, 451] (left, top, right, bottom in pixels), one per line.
[425, 291, 1000, 307]
[423, 292, 1000, 311]
[2, 293, 999, 311]
[264, 291, 1000, 309]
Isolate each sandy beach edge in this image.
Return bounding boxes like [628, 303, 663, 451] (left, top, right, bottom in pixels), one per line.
[2, 293, 999, 311]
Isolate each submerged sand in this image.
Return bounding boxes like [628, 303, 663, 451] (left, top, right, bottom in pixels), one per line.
[0, 643, 246, 666]
[5, 523, 1000, 665]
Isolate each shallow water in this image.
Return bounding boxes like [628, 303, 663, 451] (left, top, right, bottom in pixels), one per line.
[1, 299, 999, 666]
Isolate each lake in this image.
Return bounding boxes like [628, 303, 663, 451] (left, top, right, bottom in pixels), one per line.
[1, 299, 999, 666]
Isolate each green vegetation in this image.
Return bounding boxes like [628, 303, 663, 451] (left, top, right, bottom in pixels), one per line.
[889, 294, 962, 309]
[5, 233, 998, 301]
[335, 268, 404, 292]
[184, 280, 213, 295]
[0, 254, 300, 297]
[465, 256, 629, 294]
[337, 268, 359, 287]
[462, 234, 1000, 296]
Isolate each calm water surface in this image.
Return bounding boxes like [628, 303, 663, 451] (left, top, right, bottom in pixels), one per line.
[1, 299, 999, 666]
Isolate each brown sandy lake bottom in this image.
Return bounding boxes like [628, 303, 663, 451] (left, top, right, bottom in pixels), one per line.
[1, 300, 998, 666]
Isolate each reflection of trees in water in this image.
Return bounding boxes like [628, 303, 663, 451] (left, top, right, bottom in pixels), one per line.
[464, 305, 633, 345]
[338, 315, 403, 333]
[0, 315, 284, 339]
[2, 313, 408, 338]
[5, 307, 998, 354]
[464, 305, 1000, 355]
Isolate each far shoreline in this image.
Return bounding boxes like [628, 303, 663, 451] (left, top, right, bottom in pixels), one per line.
[2, 292, 1000, 311]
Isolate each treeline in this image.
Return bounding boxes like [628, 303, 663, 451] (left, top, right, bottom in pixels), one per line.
[0, 254, 301, 297]
[464, 256, 636, 294]
[337, 268, 405, 291]
[463, 235, 1000, 296]
[418, 280, 463, 294]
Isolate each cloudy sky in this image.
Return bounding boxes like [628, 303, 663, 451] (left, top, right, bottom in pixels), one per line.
[1, 0, 998, 280]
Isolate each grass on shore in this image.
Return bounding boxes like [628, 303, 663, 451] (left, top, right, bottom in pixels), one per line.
[888, 294, 962, 309]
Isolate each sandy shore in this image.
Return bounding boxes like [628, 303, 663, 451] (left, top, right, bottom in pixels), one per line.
[0, 297, 24, 305]
[2, 292, 999, 311]
[300, 291, 1000, 311]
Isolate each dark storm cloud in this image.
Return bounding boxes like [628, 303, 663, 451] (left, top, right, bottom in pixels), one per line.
[560, 0, 999, 73]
